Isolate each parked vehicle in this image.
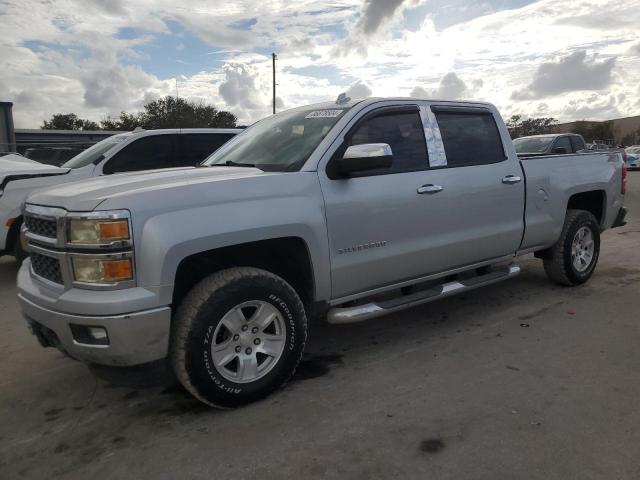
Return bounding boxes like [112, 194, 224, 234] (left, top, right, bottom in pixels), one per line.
[513, 133, 586, 156]
[586, 143, 610, 151]
[17, 98, 627, 408]
[625, 146, 640, 169]
[23, 146, 86, 166]
[0, 128, 240, 260]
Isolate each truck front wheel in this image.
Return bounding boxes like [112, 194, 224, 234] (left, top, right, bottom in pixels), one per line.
[542, 209, 600, 286]
[171, 267, 307, 408]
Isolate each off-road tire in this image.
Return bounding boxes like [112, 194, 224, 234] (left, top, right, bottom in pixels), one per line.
[543, 209, 600, 286]
[171, 267, 307, 408]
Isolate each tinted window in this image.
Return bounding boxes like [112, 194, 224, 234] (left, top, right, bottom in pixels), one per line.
[346, 110, 428, 174]
[570, 136, 585, 152]
[553, 136, 572, 153]
[180, 133, 235, 166]
[103, 134, 178, 174]
[435, 112, 505, 167]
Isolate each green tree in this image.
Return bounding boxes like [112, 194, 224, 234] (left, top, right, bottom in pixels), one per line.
[506, 114, 558, 138]
[100, 112, 143, 131]
[41, 113, 100, 130]
[101, 96, 237, 130]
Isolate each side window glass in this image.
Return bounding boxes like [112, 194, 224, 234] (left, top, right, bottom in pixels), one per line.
[434, 111, 505, 167]
[103, 135, 177, 174]
[180, 134, 235, 166]
[554, 136, 572, 153]
[570, 136, 585, 152]
[347, 111, 428, 174]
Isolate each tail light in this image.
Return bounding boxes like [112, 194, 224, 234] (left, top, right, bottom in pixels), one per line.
[622, 162, 627, 194]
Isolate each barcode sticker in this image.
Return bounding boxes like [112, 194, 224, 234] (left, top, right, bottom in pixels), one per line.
[305, 109, 344, 119]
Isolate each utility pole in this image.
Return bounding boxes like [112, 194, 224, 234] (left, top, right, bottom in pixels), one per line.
[272, 52, 277, 115]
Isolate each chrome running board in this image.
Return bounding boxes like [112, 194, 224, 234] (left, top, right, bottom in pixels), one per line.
[327, 263, 520, 325]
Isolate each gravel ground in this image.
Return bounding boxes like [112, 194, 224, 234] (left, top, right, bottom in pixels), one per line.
[1, 174, 639, 479]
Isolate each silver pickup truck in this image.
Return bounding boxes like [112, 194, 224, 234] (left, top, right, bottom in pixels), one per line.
[17, 97, 627, 408]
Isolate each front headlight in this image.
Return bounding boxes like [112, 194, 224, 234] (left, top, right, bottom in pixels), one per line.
[69, 218, 130, 244]
[72, 257, 134, 284]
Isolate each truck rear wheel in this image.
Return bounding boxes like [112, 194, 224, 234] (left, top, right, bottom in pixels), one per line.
[171, 267, 307, 408]
[542, 209, 600, 286]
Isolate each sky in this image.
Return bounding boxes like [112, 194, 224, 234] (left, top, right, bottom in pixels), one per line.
[1, 0, 639, 128]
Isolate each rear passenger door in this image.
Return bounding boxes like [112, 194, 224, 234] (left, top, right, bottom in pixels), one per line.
[423, 106, 525, 268]
[179, 133, 236, 165]
[102, 134, 179, 174]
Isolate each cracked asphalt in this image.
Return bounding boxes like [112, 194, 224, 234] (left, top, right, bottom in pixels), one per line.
[1, 174, 639, 479]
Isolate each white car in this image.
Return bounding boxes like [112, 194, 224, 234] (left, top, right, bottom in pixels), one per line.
[625, 146, 640, 169]
[0, 128, 239, 259]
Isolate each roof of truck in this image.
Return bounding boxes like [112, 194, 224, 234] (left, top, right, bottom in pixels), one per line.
[295, 96, 495, 110]
[515, 133, 582, 139]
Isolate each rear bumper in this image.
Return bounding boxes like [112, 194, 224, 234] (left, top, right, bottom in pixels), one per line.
[611, 207, 627, 229]
[18, 294, 171, 367]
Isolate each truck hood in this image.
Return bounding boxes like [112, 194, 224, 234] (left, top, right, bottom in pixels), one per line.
[26, 166, 266, 211]
[0, 154, 69, 184]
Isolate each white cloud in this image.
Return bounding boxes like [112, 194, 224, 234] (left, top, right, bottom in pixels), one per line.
[334, 0, 424, 56]
[511, 51, 616, 100]
[410, 72, 469, 99]
[2, 0, 640, 127]
[358, 0, 407, 35]
[562, 93, 622, 120]
[345, 79, 373, 99]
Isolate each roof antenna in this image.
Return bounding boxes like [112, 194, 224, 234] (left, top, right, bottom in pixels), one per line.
[336, 92, 351, 105]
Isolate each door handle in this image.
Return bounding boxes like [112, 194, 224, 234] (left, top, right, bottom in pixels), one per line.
[502, 175, 522, 184]
[417, 184, 443, 194]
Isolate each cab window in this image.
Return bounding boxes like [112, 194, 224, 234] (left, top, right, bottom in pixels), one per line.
[103, 134, 178, 174]
[343, 110, 428, 176]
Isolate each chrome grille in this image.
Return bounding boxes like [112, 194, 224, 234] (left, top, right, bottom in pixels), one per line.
[30, 252, 63, 284]
[24, 215, 57, 239]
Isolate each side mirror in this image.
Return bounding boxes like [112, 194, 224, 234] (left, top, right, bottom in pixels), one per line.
[552, 146, 568, 154]
[333, 143, 393, 177]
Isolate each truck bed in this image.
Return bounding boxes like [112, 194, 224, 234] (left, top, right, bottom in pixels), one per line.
[519, 152, 624, 251]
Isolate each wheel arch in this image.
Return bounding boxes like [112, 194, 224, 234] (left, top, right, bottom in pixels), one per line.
[170, 236, 318, 312]
[566, 190, 606, 226]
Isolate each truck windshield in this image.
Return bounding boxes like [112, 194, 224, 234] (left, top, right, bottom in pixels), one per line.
[513, 136, 554, 154]
[62, 134, 128, 169]
[203, 107, 349, 171]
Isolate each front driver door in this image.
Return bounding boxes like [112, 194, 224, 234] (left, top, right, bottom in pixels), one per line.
[320, 105, 439, 298]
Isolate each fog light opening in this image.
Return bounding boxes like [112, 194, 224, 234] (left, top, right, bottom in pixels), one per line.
[70, 324, 110, 346]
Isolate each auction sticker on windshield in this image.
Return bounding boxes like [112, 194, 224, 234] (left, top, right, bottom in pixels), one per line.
[305, 110, 344, 119]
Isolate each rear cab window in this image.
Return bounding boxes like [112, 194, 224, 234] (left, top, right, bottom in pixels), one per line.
[103, 134, 179, 174]
[553, 136, 572, 153]
[570, 135, 586, 152]
[432, 108, 505, 167]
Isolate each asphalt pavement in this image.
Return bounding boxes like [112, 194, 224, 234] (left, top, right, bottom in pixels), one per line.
[1, 174, 639, 479]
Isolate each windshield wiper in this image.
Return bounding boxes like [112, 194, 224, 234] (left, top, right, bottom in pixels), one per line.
[207, 160, 258, 168]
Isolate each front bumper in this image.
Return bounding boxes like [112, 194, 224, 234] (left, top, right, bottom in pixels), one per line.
[19, 294, 171, 366]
